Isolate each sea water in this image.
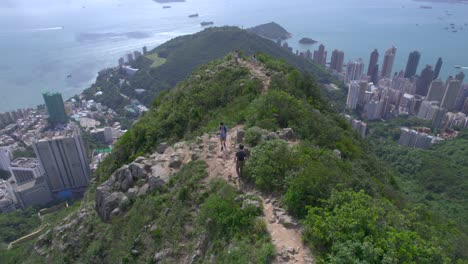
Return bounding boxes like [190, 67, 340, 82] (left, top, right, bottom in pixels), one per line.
[1, 0, 467, 111]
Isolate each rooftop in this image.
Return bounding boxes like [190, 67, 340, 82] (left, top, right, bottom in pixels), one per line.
[15, 177, 45, 192]
[10, 158, 40, 169]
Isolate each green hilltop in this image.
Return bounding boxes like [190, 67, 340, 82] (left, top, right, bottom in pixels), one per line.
[82, 27, 343, 115]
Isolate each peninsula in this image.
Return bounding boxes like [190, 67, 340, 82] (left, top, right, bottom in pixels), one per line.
[247, 22, 292, 40]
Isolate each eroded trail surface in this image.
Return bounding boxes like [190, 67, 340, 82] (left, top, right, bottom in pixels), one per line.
[240, 60, 271, 93]
[198, 125, 314, 264]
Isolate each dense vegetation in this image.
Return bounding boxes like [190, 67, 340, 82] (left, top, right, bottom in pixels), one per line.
[370, 130, 468, 259]
[0, 207, 40, 248]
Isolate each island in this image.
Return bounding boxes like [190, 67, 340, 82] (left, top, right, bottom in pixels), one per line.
[299, 37, 317, 45]
[414, 0, 467, 3]
[247, 22, 292, 40]
[153, 0, 185, 3]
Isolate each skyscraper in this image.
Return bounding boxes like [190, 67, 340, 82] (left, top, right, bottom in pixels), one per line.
[346, 59, 365, 83]
[371, 64, 380, 85]
[404, 51, 421, 78]
[127, 53, 134, 64]
[330, 50, 345, 72]
[381, 46, 397, 78]
[433, 57, 443, 80]
[426, 79, 445, 102]
[367, 49, 379, 77]
[441, 80, 461, 110]
[33, 131, 91, 193]
[415, 65, 434, 96]
[42, 92, 68, 124]
[456, 71, 465, 83]
[0, 147, 12, 172]
[313, 44, 327, 66]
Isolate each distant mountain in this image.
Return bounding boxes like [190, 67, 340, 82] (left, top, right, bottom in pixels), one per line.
[247, 22, 292, 40]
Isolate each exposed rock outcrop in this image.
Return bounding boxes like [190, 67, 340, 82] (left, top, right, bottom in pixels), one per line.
[95, 143, 192, 221]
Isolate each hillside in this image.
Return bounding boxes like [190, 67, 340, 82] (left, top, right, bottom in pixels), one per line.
[82, 27, 339, 114]
[2, 52, 465, 263]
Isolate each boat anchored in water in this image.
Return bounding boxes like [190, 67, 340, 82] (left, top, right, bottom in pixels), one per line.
[201, 21, 214, 26]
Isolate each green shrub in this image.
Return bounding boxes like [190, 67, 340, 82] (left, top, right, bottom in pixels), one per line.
[244, 126, 267, 146]
[303, 190, 450, 263]
[244, 140, 294, 192]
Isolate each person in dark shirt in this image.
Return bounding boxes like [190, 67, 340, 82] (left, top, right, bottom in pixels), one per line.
[235, 144, 247, 178]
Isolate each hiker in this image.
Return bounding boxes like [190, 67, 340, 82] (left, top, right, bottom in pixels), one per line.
[252, 54, 257, 63]
[235, 144, 247, 178]
[219, 122, 227, 150]
[234, 50, 239, 64]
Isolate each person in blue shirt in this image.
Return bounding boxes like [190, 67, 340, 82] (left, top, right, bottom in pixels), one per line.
[219, 122, 227, 151]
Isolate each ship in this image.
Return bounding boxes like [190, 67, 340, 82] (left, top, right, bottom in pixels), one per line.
[163, 6, 171, 9]
[419, 6, 432, 9]
[188, 13, 199, 18]
[200, 21, 214, 26]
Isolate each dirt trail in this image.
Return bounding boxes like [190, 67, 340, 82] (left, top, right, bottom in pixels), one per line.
[240, 60, 271, 93]
[198, 126, 314, 264]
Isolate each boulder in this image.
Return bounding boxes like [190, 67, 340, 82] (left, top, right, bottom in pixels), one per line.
[265, 132, 278, 141]
[129, 162, 146, 179]
[115, 165, 129, 182]
[148, 175, 169, 191]
[138, 184, 149, 197]
[95, 188, 126, 221]
[156, 143, 169, 154]
[287, 247, 297, 255]
[169, 155, 182, 169]
[333, 149, 342, 159]
[110, 208, 121, 219]
[119, 195, 131, 210]
[120, 171, 134, 192]
[174, 142, 186, 150]
[153, 249, 170, 263]
[278, 247, 291, 261]
[277, 128, 296, 140]
[278, 214, 298, 228]
[134, 156, 146, 163]
[127, 187, 139, 199]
